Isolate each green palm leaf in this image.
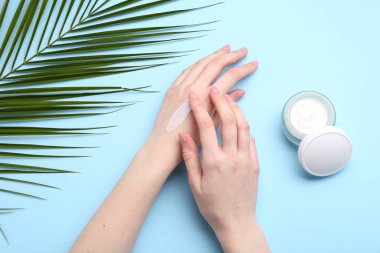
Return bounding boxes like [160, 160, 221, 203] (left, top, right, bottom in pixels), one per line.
[0, 0, 217, 82]
[0, 143, 96, 149]
[0, 177, 59, 189]
[0, 126, 113, 135]
[0, 225, 8, 244]
[0, 162, 75, 173]
[0, 0, 221, 243]
[0, 189, 44, 200]
[0, 151, 88, 158]
[0, 0, 10, 32]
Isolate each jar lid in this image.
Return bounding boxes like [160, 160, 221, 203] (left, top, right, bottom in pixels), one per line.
[298, 126, 352, 176]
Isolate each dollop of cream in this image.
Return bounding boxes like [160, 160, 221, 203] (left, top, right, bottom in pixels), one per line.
[166, 99, 191, 132]
[289, 97, 329, 135]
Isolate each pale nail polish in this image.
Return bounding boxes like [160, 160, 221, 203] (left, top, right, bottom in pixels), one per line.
[250, 60, 259, 66]
[222, 45, 231, 52]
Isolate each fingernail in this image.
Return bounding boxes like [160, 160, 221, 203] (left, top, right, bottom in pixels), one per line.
[211, 86, 220, 95]
[224, 94, 234, 102]
[250, 60, 259, 67]
[220, 45, 231, 52]
[189, 92, 199, 100]
[238, 90, 246, 97]
[240, 47, 248, 54]
[179, 133, 187, 144]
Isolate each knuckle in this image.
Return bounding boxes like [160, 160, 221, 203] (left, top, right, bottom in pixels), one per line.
[252, 165, 260, 174]
[204, 152, 221, 168]
[199, 117, 214, 129]
[228, 67, 244, 77]
[213, 55, 228, 68]
[240, 121, 250, 132]
[177, 84, 189, 95]
[221, 113, 235, 126]
[183, 151, 194, 163]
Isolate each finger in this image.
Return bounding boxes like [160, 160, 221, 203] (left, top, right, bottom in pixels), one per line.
[212, 89, 245, 127]
[180, 45, 231, 87]
[194, 47, 248, 89]
[250, 137, 260, 173]
[188, 91, 219, 151]
[209, 86, 237, 150]
[214, 61, 258, 92]
[179, 132, 202, 191]
[224, 94, 251, 154]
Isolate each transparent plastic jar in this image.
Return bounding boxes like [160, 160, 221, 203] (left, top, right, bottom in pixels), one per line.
[282, 91, 336, 145]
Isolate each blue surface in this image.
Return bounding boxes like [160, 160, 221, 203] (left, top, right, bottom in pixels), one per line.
[1, 0, 380, 252]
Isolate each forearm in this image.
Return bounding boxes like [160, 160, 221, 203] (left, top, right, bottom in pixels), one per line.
[214, 219, 271, 253]
[70, 141, 179, 253]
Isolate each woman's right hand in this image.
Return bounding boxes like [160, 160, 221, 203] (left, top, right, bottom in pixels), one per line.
[179, 86, 271, 253]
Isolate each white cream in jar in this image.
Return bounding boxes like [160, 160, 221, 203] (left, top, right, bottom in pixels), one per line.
[282, 91, 336, 145]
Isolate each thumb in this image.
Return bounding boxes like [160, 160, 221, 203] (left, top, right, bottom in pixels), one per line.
[179, 132, 202, 192]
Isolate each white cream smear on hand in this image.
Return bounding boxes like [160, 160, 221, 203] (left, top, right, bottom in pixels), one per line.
[166, 99, 191, 132]
[289, 97, 329, 135]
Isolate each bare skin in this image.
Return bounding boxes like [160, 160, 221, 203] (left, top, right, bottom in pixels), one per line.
[180, 87, 271, 253]
[70, 46, 270, 253]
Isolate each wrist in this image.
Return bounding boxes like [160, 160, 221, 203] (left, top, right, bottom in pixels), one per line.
[138, 135, 182, 172]
[214, 217, 270, 253]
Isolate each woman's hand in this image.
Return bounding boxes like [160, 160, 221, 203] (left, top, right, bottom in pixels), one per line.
[179, 86, 271, 253]
[71, 47, 261, 253]
[144, 46, 258, 171]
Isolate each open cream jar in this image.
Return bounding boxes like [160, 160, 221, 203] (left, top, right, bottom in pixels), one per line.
[282, 91, 336, 145]
[282, 91, 352, 177]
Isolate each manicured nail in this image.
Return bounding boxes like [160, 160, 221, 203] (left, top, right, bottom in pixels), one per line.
[220, 45, 231, 52]
[189, 92, 199, 100]
[224, 94, 234, 102]
[250, 60, 259, 67]
[238, 90, 246, 97]
[240, 47, 248, 54]
[179, 133, 187, 144]
[211, 86, 220, 95]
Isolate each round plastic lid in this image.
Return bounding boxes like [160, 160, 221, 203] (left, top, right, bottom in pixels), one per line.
[298, 126, 352, 177]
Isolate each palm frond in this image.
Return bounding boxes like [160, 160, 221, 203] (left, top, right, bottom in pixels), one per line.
[0, 0, 221, 243]
[0, 189, 44, 200]
[0, 177, 59, 189]
[0, 126, 113, 135]
[0, 225, 8, 244]
[0, 143, 96, 149]
[0, 0, 218, 83]
[0, 162, 75, 173]
[0, 151, 87, 158]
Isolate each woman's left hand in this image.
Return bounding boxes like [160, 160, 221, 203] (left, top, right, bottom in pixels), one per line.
[144, 45, 258, 170]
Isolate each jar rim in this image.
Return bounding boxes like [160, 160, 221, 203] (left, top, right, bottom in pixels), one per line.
[282, 91, 336, 145]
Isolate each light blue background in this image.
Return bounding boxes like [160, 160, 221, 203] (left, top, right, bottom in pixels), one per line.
[1, 0, 379, 252]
